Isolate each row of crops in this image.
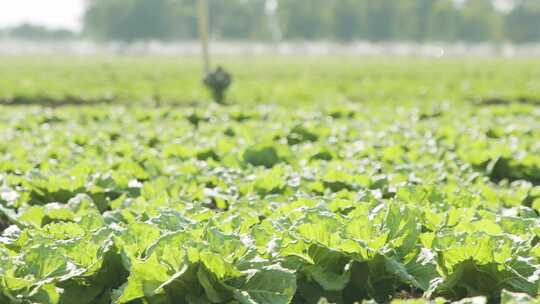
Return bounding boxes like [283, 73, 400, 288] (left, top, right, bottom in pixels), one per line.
[0, 101, 539, 303]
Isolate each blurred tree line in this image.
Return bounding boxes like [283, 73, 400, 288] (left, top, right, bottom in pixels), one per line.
[0, 24, 75, 41]
[83, 0, 540, 43]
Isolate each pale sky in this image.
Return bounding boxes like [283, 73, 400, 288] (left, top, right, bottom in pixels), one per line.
[0, 0, 85, 31]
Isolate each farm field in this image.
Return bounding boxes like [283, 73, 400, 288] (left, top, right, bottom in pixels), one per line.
[0, 56, 540, 304]
[1, 56, 540, 106]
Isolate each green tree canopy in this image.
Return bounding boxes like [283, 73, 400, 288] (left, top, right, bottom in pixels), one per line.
[505, 0, 540, 43]
[81, 0, 540, 43]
